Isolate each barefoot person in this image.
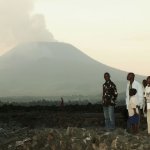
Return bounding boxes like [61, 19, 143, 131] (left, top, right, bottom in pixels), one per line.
[102, 72, 118, 130]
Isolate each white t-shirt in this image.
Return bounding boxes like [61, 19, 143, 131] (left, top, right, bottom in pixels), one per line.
[126, 80, 143, 109]
[128, 96, 139, 117]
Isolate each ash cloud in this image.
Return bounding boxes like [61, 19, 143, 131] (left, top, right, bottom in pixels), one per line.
[0, 0, 55, 53]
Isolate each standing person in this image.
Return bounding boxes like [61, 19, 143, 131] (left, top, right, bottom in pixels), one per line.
[125, 73, 143, 129]
[144, 76, 150, 134]
[60, 97, 64, 109]
[125, 72, 143, 110]
[127, 88, 139, 134]
[142, 79, 147, 117]
[102, 72, 118, 130]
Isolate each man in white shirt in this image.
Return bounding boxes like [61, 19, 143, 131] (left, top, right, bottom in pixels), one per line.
[144, 76, 150, 134]
[126, 72, 144, 110]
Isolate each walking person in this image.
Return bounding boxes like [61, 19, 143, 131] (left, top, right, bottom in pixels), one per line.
[102, 72, 118, 130]
[60, 97, 64, 110]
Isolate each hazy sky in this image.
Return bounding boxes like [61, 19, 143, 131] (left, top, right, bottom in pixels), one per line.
[0, 0, 150, 76]
[0, 0, 55, 54]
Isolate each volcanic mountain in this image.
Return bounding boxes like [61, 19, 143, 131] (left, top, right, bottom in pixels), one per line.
[0, 42, 144, 97]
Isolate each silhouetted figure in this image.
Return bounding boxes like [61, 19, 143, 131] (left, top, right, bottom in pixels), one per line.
[102, 72, 118, 130]
[60, 97, 64, 109]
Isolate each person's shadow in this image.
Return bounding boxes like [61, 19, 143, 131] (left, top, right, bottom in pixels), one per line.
[121, 108, 129, 128]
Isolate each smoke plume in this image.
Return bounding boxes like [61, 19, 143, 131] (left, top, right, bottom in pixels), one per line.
[0, 0, 55, 54]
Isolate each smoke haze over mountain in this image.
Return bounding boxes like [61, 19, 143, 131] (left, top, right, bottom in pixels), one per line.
[0, 0, 55, 54]
[0, 42, 145, 97]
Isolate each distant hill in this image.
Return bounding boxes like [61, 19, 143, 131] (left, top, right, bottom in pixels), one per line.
[0, 42, 145, 97]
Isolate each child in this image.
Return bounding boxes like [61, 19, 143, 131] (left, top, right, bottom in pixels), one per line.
[127, 88, 139, 134]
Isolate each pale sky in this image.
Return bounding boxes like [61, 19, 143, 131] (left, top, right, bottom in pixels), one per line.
[33, 0, 150, 76]
[0, 0, 150, 76]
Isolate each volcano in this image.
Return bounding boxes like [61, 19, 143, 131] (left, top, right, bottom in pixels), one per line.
[0, 42, 144, 97]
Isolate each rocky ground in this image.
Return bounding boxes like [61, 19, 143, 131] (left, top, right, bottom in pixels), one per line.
[0, 110, 149, 150]
[0, 126, 150, 150]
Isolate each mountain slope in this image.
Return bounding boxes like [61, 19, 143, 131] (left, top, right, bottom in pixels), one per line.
[0, 42, 144, 97]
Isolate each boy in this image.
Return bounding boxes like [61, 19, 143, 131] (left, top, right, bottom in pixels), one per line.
[128, 88, 139, 134]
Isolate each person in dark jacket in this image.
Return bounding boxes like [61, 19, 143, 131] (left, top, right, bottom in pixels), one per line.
[102, 72, 118, 130]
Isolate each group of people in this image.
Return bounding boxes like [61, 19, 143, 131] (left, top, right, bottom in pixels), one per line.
[102, 72, 150, 134]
